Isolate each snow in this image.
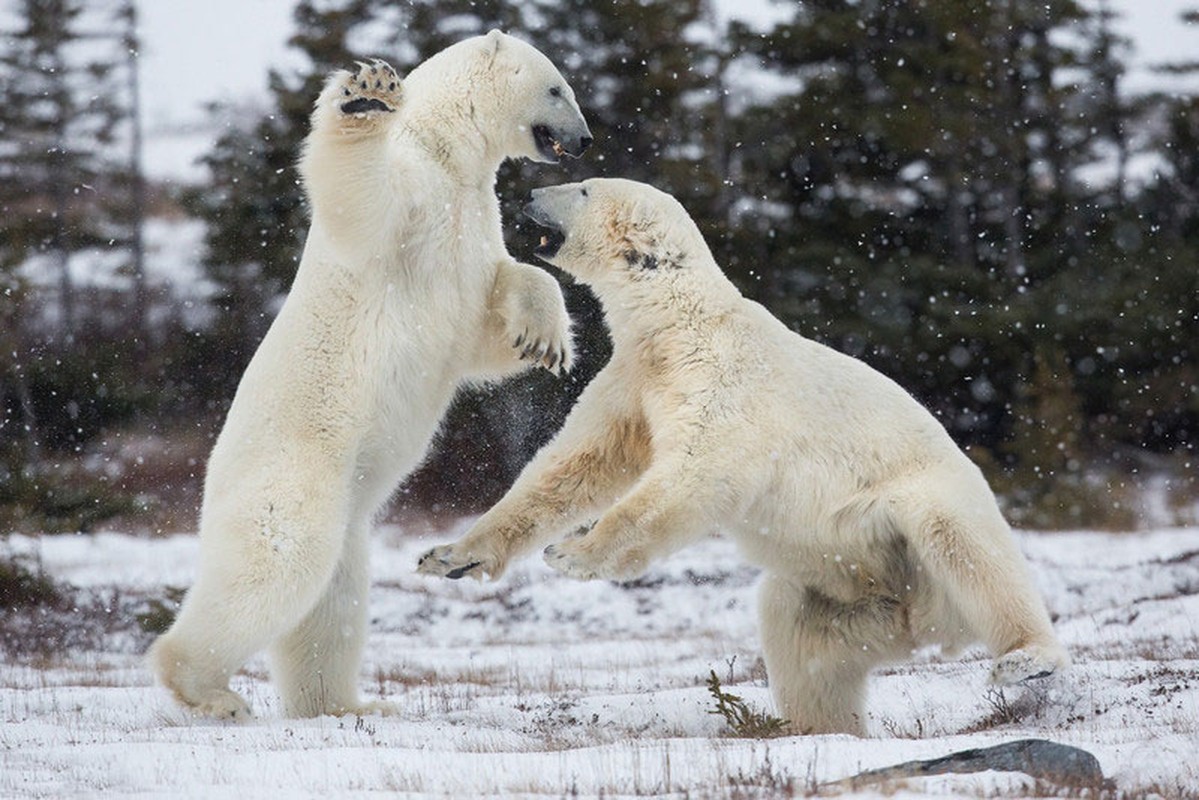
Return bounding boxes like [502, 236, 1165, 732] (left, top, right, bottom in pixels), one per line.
[3, 522, 1198, 797]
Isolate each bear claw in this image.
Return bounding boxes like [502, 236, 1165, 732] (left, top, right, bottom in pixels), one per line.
[341, 98, 393, 115]
[445, 561, 482, 580]
[417, 544, 489, 580]
[990, 644, 1070, 686]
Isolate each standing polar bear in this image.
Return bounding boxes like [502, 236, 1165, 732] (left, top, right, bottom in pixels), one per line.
[419, 178, 1070, 736]
[150, 32, 591, 720]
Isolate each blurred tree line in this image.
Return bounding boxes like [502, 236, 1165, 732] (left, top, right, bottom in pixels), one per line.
[1, 0, 1196, 533]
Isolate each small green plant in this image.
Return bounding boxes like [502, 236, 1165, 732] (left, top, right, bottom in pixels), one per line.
[705, 670, 789, 738]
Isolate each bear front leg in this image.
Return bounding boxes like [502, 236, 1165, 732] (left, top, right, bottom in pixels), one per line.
[542, 462, 712, 582]
[472, 259, 574, 378]
[301, 59, 405, 239]
[419, 375, 650, 580]
[417, 426, 643, 580]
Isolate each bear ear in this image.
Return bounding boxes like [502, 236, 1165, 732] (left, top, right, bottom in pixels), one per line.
[485, 28, 504, 53]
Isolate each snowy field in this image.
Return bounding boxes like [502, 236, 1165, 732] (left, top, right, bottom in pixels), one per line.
[2, 522, 1198, 798]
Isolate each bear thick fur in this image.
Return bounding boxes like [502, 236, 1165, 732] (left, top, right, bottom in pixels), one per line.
[419, 177, 1069, 736]
[150, 32, 590, 720]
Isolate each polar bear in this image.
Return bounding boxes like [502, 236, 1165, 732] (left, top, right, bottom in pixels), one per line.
[418, 178, 1070, 736]
[149, 32, 591, 720]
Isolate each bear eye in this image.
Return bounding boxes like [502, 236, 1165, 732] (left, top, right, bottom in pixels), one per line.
[581, 188, 588, 197]
[549, 86, 562, 98]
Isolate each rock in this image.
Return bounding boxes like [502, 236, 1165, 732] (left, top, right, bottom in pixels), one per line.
[829, 738, 1107, 790]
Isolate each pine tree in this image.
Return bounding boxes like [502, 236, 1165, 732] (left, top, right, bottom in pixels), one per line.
[527, 0, 717, 208]
[186, 0, 374, 389]
[1099, 6, 1199, 476]
[0, 0, 147, 528]
[0, 0, 127, 332]
[181, 0, 1188, 522]
[733, 0, 1100, 457]
[1087, 0, 1132, 203]
[1147, 7, 1199, 246]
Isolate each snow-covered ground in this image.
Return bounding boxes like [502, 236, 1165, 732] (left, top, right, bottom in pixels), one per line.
[2, 523, 1197, 798]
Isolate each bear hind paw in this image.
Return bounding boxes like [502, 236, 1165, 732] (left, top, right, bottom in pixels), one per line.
[343, 699, 401, 717]
[180, 688, 254, 722]
[990, 643, 1070, 686]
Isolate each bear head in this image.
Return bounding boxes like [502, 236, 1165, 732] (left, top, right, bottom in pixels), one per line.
[523, 178, 711, 292]
[483, 30, 591, 163]
[408, 30, 592, 166]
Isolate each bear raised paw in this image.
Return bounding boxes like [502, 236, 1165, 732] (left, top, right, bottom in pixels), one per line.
[338, 59, 402, 117]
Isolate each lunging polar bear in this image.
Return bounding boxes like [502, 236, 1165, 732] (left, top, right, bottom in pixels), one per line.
[419, 178, 1070, 736]
[151, 32, 590, 719]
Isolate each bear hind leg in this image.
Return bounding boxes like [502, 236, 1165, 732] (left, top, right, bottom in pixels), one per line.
[150, 490, 352, 719]
[149, 621, 256, 721]
[889, 478, 1070, 684]
[270, 522, 393, 717]
[149, 562, 324, 721]
[757, 574, 902, 736]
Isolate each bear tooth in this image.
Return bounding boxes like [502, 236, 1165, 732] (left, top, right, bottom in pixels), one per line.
[540, 235, 549, 247]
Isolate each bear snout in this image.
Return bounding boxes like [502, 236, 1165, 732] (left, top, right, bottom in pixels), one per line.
[568, 132, 594, 157]
[523, 194, 559, 228]
[533, 122, 592, 161]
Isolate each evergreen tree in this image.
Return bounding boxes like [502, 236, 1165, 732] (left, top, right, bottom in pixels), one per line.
[1098, 6, 1199, 472]
[735, 1, 1097, 450]
[0, 0, 140, 448]
[0, 0, 148, 529]
[187, 0, 372, 384]
[0, 0, 126, 331]
[528, 0, 719, 215]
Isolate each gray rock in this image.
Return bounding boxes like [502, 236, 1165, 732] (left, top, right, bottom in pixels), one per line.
[828, 739, 1107, 790]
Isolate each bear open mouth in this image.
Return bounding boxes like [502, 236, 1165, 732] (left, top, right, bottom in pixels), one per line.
[533, 124, 565, 162]
[533, 226, 566, 259]
[523, 197, 566, 259]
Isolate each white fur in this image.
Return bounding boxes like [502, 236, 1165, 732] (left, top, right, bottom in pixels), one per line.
[419, 178, 1070, 736]
[150, 33, 588, 720]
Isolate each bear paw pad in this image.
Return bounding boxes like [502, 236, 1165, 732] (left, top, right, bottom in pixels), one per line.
[336, 59, 401, 117]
